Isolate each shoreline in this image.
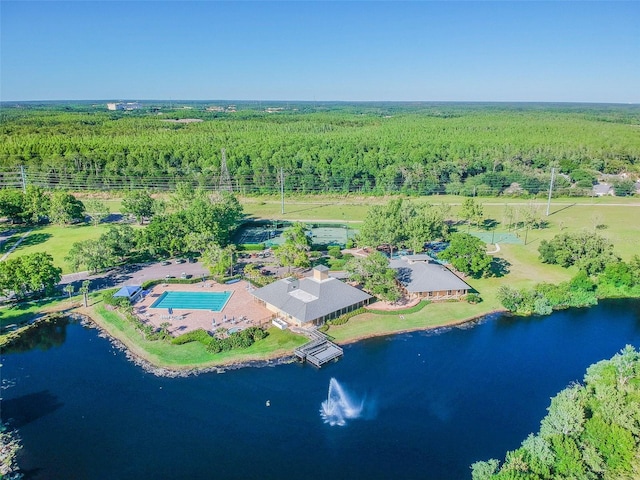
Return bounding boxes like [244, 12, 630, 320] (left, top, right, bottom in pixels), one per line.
[69, 310, 300, 377]
[332, 308, 508, 346]
[69, 303, 509, 376]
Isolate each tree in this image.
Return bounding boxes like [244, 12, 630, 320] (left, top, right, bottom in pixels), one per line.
[202, 243, 235, 276]
[274, 222, 311, 272]
[611, 178, 636, 197]
[540, 384, 585, 437]
[0, 188, 24, 223]
[0, 252, 62, 298]
[439, 233, 492, 278]
[22, 185, 50, 224]
[538, 232, 618, 275]
[48, 191, 85, 225]
[121, 190, 155, 224]
[101, 225, 136, 262]
[358, 199, 404, 256]
[84, 199, 110, 226]
[470, 459, 499, 480]
[63, 284, 75, 298]
[65, 239, 115, 274]
[80, 280, 90, 307]
[359, 199, 447, 256]
[345, 251, 401, 302]
[460, 198, 484, 230]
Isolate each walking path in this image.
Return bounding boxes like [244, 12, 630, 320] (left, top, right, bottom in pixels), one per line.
[0, 229, 33, 261]
[486, 243, 501, 254]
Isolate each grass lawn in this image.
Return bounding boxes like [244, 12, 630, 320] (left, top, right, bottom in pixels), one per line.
[88, 303, 307, 369]
[0, 297, 71, 329]
[3, 224, 110, 273]
[326, 246, 574, 342]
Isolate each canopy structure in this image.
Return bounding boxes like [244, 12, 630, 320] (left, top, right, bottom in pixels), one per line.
[114, 285, 143, 302]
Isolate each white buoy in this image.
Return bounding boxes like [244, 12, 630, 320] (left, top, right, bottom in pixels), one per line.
[266, 400, 271, 407]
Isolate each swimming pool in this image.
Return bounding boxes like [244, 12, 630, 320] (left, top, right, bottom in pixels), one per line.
[150, 291, 232, 311]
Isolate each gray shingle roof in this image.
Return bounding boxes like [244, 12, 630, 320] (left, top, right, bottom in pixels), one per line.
[252, 275, 372, 324]
[389, 257, 471, 293]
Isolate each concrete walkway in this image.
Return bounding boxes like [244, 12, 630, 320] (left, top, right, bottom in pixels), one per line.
[0, 229, 34, 261]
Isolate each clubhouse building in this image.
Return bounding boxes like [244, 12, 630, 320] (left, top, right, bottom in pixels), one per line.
[389, 255, 472, 300]
[252, 265, 372, 327]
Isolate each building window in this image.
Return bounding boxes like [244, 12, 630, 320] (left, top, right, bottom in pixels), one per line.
[447, 290, 452, 295]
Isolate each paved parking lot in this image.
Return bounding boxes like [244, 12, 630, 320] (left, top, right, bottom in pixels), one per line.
[60, 260, 210, 293]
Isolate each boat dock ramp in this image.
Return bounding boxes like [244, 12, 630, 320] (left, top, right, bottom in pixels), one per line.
[294, 329, 343, 368]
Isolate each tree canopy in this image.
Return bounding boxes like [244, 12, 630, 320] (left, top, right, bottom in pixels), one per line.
[358, 198, 448, 255]
[345, 251, 401, 302]
[538, 232, 619, 275]
[471, 345, 640, 479]
[0, 252, 62, 298]
[439, 233, 492, 278]
[2, 103, 638, 197]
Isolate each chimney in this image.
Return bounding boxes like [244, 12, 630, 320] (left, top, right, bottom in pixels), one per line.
[313, 265, 329, 281]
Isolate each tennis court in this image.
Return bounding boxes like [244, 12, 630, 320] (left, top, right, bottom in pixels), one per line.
[237, 225, 278, 244]
[309, 224, 357, 247]
[150, 291, 233, 311]
[237, 221, 358, 248]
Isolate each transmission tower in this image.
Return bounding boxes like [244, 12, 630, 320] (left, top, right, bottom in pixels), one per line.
[219, 148, 233, 192]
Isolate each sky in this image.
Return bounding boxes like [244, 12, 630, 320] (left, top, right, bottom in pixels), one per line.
[1, 1, 639, 103]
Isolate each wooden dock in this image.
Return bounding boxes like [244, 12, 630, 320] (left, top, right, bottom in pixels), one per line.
[294, 330, 343, 368]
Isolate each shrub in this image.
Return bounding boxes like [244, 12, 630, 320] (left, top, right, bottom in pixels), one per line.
[465, 293, 482, 304]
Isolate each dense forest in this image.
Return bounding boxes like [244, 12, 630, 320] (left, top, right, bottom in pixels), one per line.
[1, 102, 639, 195]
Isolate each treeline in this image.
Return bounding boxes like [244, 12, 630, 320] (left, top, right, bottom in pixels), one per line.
[471, 345, 640, 479]
[1, 103, 639, 196]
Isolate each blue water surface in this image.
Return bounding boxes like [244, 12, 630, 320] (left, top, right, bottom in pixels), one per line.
[1, 299, 639, 480]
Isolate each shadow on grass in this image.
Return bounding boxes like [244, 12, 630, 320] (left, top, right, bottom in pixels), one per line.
[548, 203, 576, 216]
[282, 203, 330, 215]
[13, 232, 52, 251]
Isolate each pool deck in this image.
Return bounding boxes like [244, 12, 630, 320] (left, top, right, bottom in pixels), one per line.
[132, 280, 273, 336]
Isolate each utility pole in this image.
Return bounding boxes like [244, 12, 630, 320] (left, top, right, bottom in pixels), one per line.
[219, 148, 232, 192]
[20, 165, 26, 192]
[546, 167, 555, 216]
[280, 167, 285, 215]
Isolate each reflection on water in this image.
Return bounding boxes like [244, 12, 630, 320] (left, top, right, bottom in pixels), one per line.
[2, 316, 68, 354]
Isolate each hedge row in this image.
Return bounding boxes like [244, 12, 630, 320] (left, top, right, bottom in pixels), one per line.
[171, 326, 268, 354]
[366, 300, 431, 315]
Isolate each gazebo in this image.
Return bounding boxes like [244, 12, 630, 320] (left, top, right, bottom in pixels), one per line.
[113, 285, 143, 303]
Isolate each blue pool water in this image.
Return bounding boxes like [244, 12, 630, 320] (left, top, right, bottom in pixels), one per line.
[150, 291, 232, 311]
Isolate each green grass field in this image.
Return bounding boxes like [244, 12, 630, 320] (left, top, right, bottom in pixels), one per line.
[1, 224, 110, 273]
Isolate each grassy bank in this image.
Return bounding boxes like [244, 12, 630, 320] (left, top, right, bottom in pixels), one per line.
[85, 303, 307, 369]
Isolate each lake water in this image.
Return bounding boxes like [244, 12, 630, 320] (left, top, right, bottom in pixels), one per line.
[2, 299, 640, 479]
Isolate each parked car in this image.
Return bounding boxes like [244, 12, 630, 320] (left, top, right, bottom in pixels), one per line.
[175, 258, 186, 264]
[261, 269, 271, 276]
[161, 260, 171, 266]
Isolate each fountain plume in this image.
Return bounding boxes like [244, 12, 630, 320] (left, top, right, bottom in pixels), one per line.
[320, 378, 364, 426]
